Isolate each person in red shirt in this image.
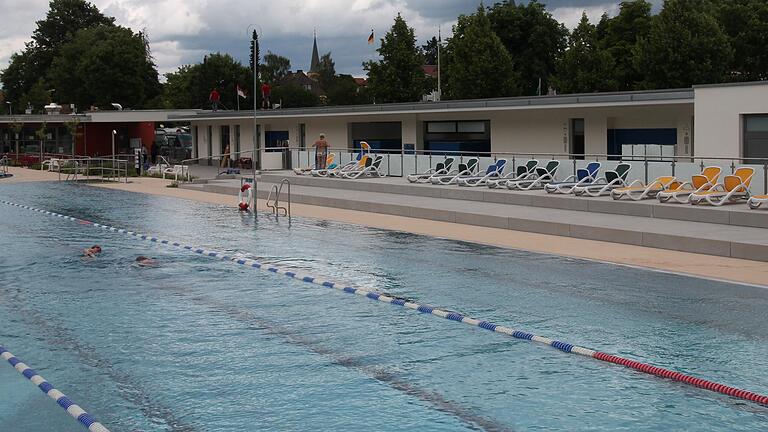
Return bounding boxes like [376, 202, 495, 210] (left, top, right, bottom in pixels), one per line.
[261, 83, 271, 109]
[209, 88, 221, 111]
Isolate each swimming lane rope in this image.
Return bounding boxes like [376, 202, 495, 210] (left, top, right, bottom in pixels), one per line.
[0, 346, 110, 431]
[2, 199, 767, 409]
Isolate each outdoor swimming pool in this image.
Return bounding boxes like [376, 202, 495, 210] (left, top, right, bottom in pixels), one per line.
[1, 182, 767, 431]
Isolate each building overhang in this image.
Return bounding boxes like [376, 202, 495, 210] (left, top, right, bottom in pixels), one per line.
[170, 88, 695, 122]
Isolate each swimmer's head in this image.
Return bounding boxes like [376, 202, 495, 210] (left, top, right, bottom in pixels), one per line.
[136, 256, 148, 261]
[92, 245, 102, 253]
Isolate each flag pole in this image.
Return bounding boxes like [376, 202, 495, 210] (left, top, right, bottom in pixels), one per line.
[437, 26, 442, 101]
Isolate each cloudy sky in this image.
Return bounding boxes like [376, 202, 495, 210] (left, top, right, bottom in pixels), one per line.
[0, 0, 662, 80]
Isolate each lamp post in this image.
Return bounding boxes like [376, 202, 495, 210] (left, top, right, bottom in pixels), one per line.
[4, 102, 11, 116]
[111, 130, 117, 178]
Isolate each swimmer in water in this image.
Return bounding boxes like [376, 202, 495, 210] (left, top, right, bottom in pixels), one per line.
[83, 245, 102, 257]
[135, 256, 158, 267]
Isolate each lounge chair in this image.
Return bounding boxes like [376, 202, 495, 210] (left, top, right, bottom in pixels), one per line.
[457, 159, 508, 187]
[342, 155, 384, 179]
[312, 143, 370, 177]
[163, 165, 189, 181]
[488, 159, 538, 189]
[572, 163, 631, 197]
[407, 157, 455, 183]
[610, 175, 679, 201]
[507, 160, 560, 190]
[657, 166, 721, 203]
[544, 162, 601, 194]
[689, 167, 754, 206]
[294, 153, 335, 175]
[430, 157, 480, 185]
[146, 163, 170, 176]
[748, 195, 768, 209]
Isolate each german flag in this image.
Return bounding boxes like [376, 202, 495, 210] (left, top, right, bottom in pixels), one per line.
[367, 29, 374, 44]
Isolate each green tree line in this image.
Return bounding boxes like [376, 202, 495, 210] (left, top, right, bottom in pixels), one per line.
[366, 0, 768, 103]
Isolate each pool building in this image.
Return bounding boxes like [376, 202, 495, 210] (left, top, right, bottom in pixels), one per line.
[173, 81, 768, 169]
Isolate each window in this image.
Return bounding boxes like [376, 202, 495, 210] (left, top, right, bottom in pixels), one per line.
[570, 118, 585, 159]
[424, 120, 491, 155]
[235, 125, 241, 156]
[744, 115, 768, 162]
[220, 125, 230, 155]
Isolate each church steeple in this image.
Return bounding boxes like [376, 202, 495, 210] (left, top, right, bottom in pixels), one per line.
[309, 30, 320, 73]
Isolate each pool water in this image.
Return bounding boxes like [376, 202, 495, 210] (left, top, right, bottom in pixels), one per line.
[1, 182, 767, 431]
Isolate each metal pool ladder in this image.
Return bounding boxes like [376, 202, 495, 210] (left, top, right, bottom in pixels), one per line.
[266, 178, 291, 218]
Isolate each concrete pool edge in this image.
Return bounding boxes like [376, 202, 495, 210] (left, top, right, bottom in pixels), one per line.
[3, 167, 767, 288]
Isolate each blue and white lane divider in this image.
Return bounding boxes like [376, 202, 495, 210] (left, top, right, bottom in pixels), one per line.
[3, 199, 768, 408]
[0, 346, 110, 432]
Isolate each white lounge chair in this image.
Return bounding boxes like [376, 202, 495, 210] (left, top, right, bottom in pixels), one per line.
[689, 167, 754, 206]
[507, 160, 560, 190]
[295, 154, 335, 175]
[656, 166, 721, 204]
[544, 162, 601, 194]
[146, 163, 170, 176]
[487, 159, 538, 189]
[163, 165, 189, 180]
[430, 158, 480, 185]
[458, 159, 508, 187]
[748, 195, 768, 209]
[342, 155, 384, 179]
[407, 157, 455, 183]
[611, 175, 680, 201]
[572, 163, 631, 197]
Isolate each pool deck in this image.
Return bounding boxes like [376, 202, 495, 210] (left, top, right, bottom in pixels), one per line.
[3, 166, 767, 287]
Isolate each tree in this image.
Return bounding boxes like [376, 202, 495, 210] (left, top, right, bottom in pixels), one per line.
[48, 25, 161, 109]
[444, 6, 518, 99]
[316, 52, 336, 90]
[488, 1, 567, 95]
[261, 51, 291, 85]
[363, 14, 427, 103]
[422, 36, 439, 65]
[635, 0, 732, 89]
[554, 13, 617, 93]
[715, 0, 768, 81]
[325, 75, 371, 105]
[598, 1, 652, 90]
[162, 53, 252, 110]
[0, 0, 114, 112]
[271, 84, 319, 108]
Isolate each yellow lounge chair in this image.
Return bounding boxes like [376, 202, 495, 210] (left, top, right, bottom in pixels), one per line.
[689, 167, 754, 206]
[657, 166, 721, 204]
[611, 176, 680, 201]
[748, 195, 768, 209]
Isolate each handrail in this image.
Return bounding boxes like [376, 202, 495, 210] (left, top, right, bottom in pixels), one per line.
[266, 178, 291, 217]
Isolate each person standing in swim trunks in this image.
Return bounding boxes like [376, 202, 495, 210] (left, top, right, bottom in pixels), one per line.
[313, 133, 329, 169]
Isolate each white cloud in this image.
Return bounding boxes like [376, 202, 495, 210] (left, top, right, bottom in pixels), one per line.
[0, 0, 631, 81]
[551, 3, 621, 29]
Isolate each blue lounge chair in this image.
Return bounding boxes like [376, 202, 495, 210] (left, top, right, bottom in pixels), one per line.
[572, 163, 632, 197]
[458, 159, 507, 187]
[544, 162, 601, 194]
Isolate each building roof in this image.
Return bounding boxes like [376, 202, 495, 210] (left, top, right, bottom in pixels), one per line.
[0, 109, 202, 124]
[422, 65, 438, 78]
[169, 87, 695, 121]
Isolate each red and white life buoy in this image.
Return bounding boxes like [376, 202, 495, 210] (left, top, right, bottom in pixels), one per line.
[238, 184, 253, 211]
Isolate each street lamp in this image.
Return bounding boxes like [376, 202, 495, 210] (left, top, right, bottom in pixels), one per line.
[4, 101, 10, 116]
[111, 130, 117, 176]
